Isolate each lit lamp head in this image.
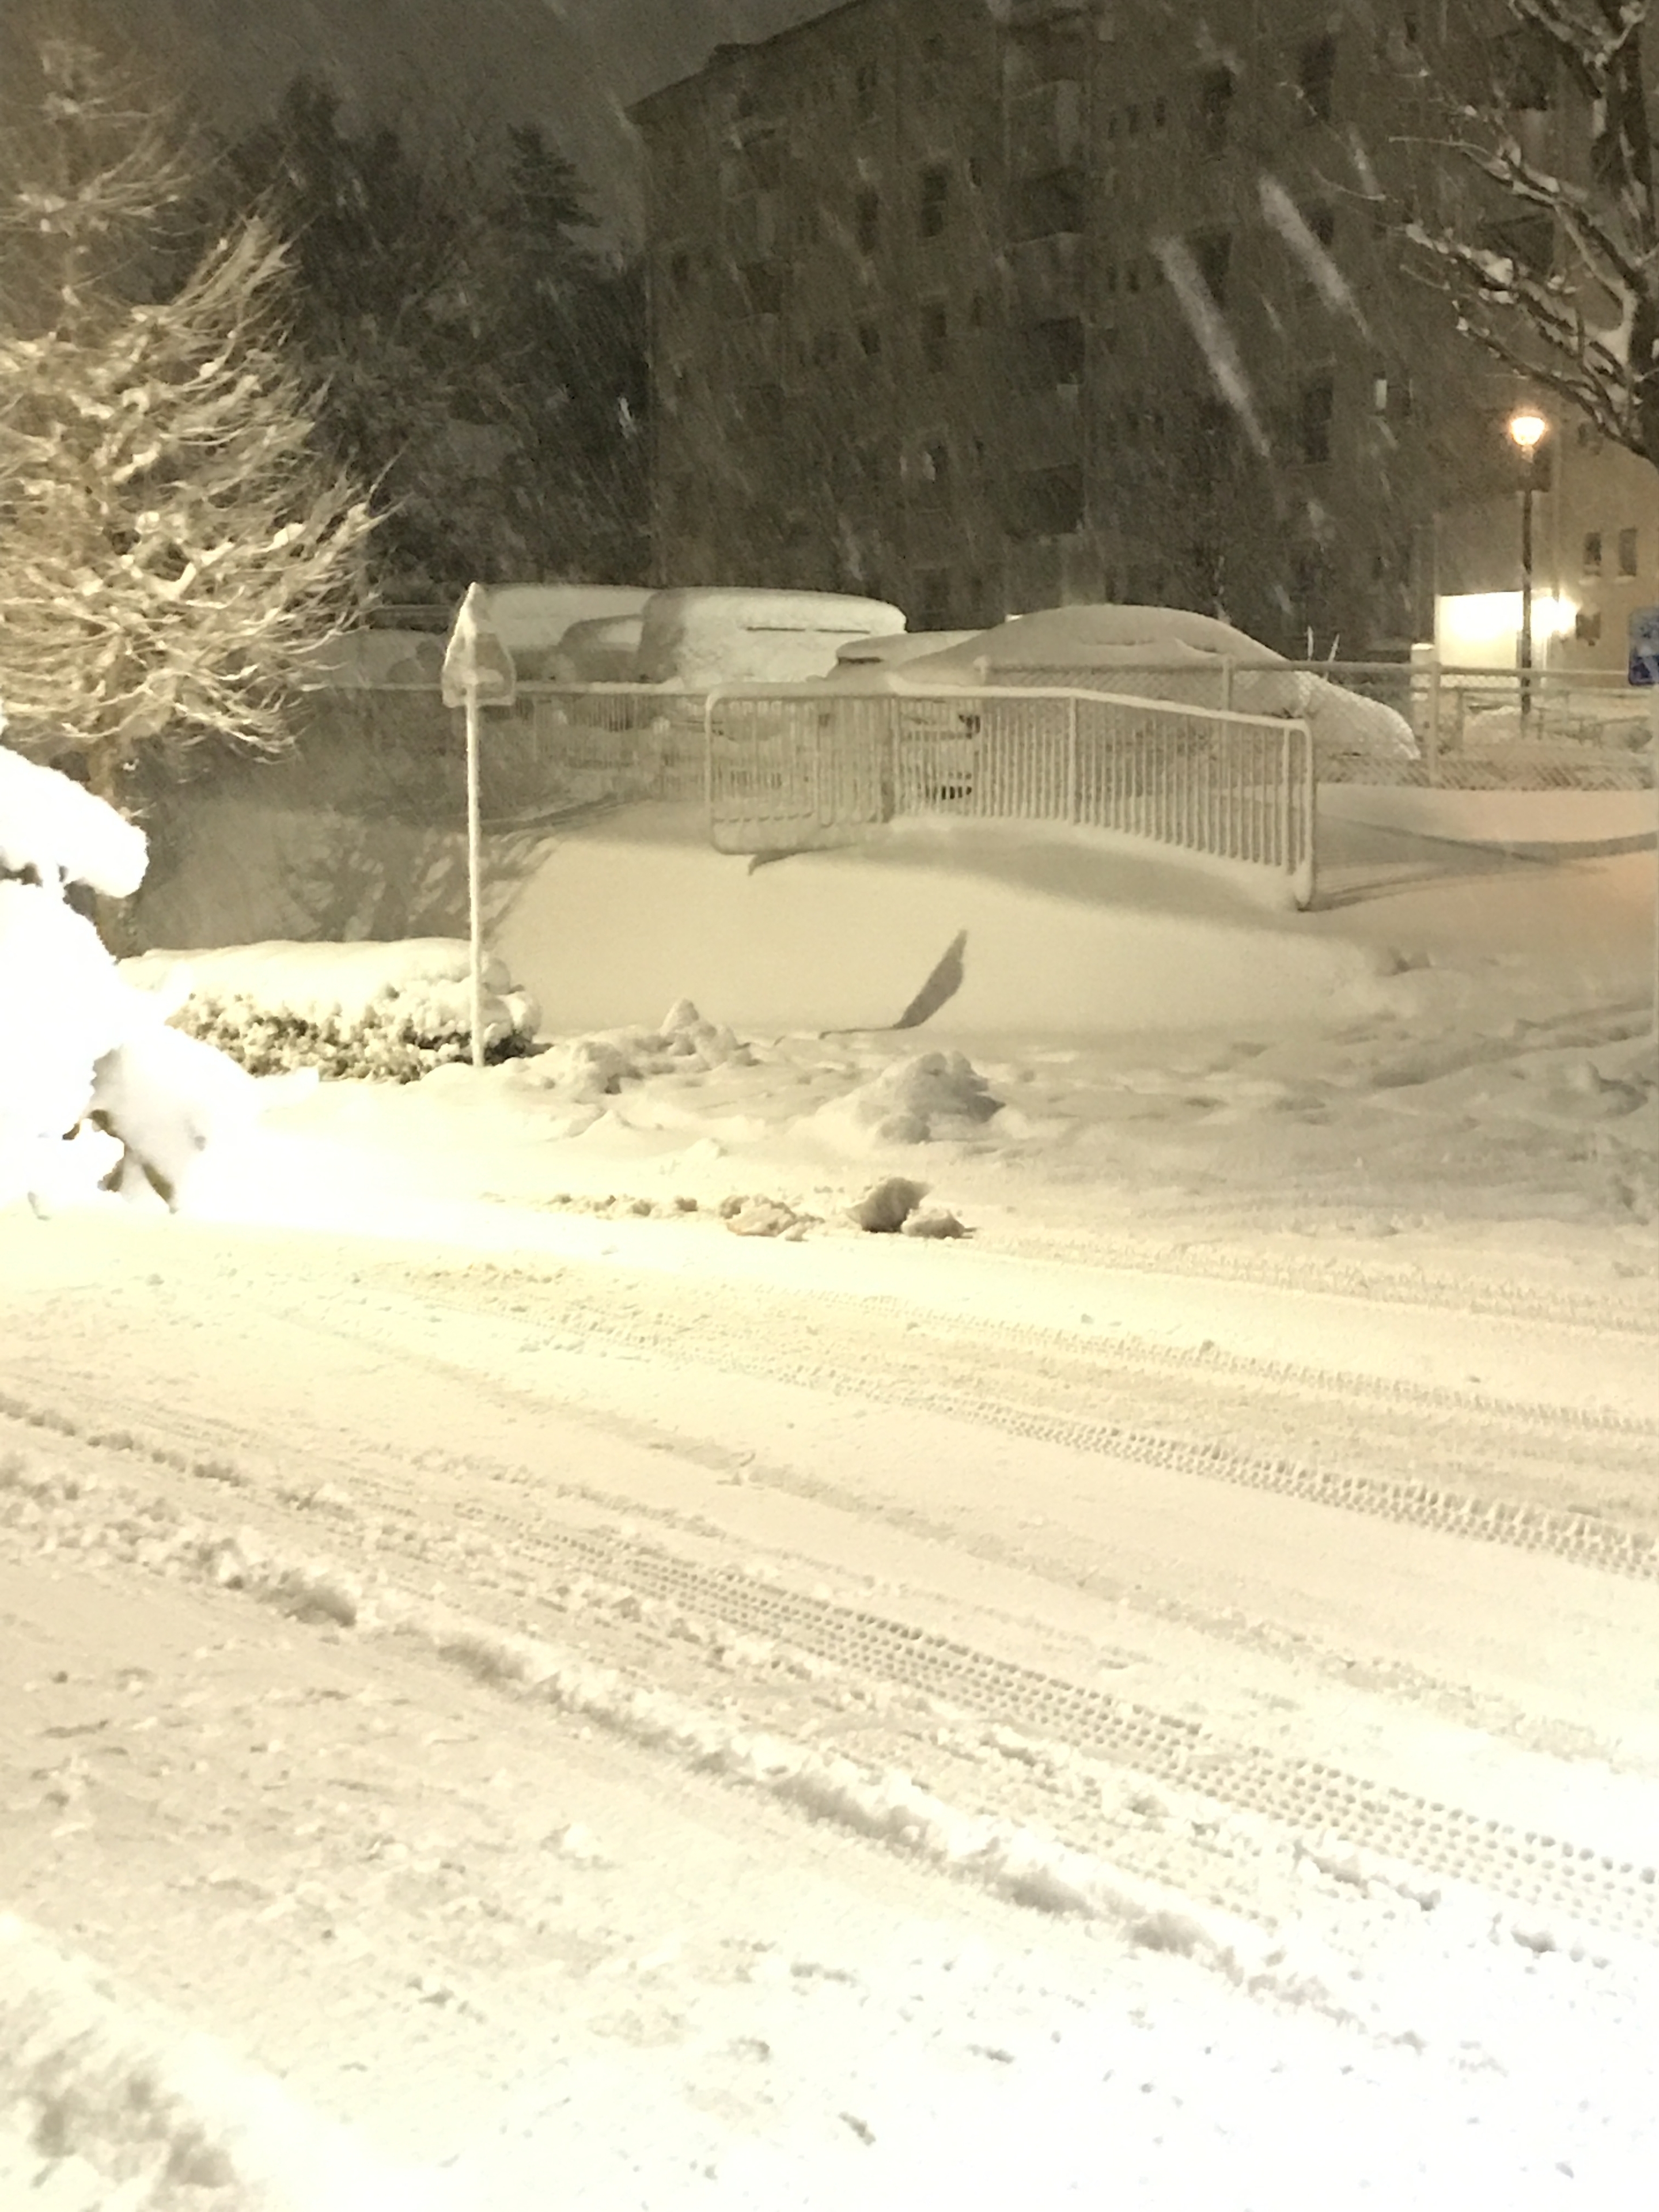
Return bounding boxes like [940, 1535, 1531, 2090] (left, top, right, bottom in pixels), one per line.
[1508, 408, 1548, 453]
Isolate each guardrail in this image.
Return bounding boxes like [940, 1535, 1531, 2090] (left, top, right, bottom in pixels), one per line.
[704, 684, 1316, 908]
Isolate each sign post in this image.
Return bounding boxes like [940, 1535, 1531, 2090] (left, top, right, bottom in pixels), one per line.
[440, 584, 517, 1067]
[1624, 607, 1659, 1041]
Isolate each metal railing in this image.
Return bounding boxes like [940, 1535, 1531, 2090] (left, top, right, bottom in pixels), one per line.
[704, 684, 1316, 907]
[999, 660, 1654, 791]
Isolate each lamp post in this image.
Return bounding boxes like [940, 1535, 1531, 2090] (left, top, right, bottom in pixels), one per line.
[1508, 407, 1548, 728]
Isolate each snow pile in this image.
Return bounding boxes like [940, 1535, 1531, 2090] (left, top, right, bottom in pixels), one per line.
[896, 605, 1418, 761]
[524, 996, 752, 1101]
[2, 741, 267, 1215]
[120, 940, 541, 1082]
[0, 882, 139, 1194]
[0, 732, 147, 896]
[637, 589, 906, 688]
[0, 1915, 457, 2212]
[813, 1051, 1003, 1149]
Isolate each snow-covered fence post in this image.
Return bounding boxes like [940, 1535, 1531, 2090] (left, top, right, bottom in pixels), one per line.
[1066, 693, 1080, 823]
[440, 584, 516, 1067]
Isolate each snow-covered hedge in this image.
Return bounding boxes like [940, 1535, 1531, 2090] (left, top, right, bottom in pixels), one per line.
[120, 940, 540, 1084]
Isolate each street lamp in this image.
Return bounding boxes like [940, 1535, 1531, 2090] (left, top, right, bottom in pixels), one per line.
[1508, 407, 1548, 726]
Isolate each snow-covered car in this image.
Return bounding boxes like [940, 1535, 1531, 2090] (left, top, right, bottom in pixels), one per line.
[890, 604, 1419, 762]
[637, 588, 907, 688]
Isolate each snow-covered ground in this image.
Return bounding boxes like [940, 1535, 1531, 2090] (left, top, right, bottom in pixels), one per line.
[3, 790, 1658, 2209]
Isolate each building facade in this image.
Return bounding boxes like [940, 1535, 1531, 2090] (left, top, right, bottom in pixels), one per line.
[631, 0, 1658, 666]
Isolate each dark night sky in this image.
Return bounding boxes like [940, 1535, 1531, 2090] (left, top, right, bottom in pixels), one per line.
[147, 0, 840, 238]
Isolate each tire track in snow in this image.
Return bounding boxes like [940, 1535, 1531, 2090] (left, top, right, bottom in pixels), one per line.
[4, 1431, 1657, 1956]
[381, 1263, 1659, 1584]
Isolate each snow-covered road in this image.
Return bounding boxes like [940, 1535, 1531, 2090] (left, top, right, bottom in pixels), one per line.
[3, 1195, 1657, 2208]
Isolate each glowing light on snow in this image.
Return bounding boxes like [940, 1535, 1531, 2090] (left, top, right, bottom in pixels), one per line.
[1435, 591, 1577, 665]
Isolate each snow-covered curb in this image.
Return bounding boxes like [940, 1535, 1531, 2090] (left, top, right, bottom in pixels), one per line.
[0, 1916, 460, 2212]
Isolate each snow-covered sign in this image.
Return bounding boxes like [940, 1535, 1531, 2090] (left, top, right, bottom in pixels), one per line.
[1626, 606, 1659, 687]
[440, 585, 517, 709]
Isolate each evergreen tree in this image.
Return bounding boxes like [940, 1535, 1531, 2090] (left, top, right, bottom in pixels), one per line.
[214, 88, 648, 596]
[0, 36, 373, 804]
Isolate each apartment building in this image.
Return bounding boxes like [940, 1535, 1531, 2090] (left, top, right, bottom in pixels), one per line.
[631, 0, 1657, 666]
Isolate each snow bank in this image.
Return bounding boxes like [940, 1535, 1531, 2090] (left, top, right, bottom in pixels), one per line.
[120, 940, 541, 1082]
[0, 735, 147, 896]
[0, 1915, 457, 2211]
[637, 589, 906, 688]
[896, 605, 1418, 761]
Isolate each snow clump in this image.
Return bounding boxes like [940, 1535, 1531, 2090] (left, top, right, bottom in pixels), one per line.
[0, 727, 147, 896]
[527, 997, 752, 1101]
[816, 1051, 1003, 1148]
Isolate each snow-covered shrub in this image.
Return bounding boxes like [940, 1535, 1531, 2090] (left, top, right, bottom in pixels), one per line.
[121, 940, 542, 1083]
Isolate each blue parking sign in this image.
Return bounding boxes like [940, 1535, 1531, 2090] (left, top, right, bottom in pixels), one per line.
[1628, 605, 1659, 685]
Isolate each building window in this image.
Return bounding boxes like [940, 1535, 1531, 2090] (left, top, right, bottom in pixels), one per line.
[1011, 169, 1085, 238]
[1298, 35, 1336, 123]
[968, 290, 990, 328]
[1012, 465, 1085, 539]
[1153, 94, 1168, 128]
[1299, 373, 1335, 464]
[854, 60, 878, 121]
[967, 153, 986, 188]
[740, 262, 783, 316]
[1582, 531, 1603, 576]
[919, 164, 950, 238]
[1197, 67, 1236, 154]
[1619, 527, 1640, 576]
[747, 137, 784, 190]
[921, 300, 950, 372]
[1194, 230, 1232, 304]
[1310, 206, 1336, 249]
[858, 320, 882, 359]
[855, 186, 881, 254]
